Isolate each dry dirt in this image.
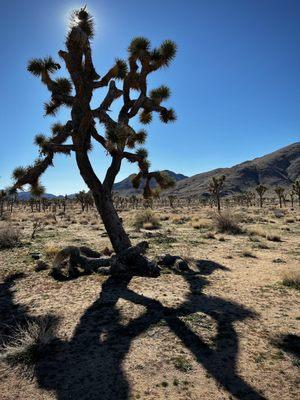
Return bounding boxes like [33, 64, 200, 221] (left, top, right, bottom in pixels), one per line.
[0, 204, 299, 400]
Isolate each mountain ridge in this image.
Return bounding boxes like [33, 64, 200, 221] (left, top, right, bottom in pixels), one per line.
[15, 142, 299, 199]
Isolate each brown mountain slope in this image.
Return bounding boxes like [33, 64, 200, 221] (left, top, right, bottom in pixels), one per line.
[166, 142, 300, 197]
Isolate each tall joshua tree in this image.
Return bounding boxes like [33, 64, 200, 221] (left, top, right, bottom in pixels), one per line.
[274, 186, 285, 208]
[208, 175, 226, 212]
[11, 7, 176, 265]
[293, 180, 300, 207]
[255, 184, 267, 208]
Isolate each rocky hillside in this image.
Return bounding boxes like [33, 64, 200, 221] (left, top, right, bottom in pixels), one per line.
[166, 142, 300, 197]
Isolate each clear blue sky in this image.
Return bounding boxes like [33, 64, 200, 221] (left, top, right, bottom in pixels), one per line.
[1, 0, 299, 194]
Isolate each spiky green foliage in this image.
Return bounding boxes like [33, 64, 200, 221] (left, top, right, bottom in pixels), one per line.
[140, 159, 151, 171]
[34, 134, 47, 147]
[128, 37, 151, 57]
[51, 122, 65, 136]
[72, 7, 94, 39]
[54, 78, 72, 95]
[158, 40, 177, 67]
[30, 183, 45, 197]
[131, 173, 142, 189]
[139, 111, 153, 125]
[114, 59, 128, 80]
[127, 130, 147, 149]
[159, 108, 176, 123]
[43, 101, 59, 116]
[135, 130, 147, 144]
[12, 167, 26, 181]
[105, 127, 119, 144]
[153, 171, 175, 189]
[136, 148, 148, 160]
[150, 85, 170, 102]
[27, 56, 60, 76]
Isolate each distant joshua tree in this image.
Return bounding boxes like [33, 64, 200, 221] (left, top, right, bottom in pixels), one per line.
[209, 175, 226, 212]
[255, 184, 267, 208]
[0, 189, 6, 218]
[274, 186, 285, 208]
[293, 180, 300, 206]
[289, 190, 295, 208]
[10, 7, 176, 275]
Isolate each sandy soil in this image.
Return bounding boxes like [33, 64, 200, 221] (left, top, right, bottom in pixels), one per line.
[0, 204, 299, 400]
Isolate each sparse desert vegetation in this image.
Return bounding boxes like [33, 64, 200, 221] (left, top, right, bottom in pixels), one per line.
[0, 197, 299, 400]
[0, 3, 299, 400]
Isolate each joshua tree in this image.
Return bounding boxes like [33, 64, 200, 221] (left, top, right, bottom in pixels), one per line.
[10, 7, 176, 275]
[293, 180, 300, 206]
[289, 190, 295, 208]
[255, 184, 267, 208]
[208, 175, 226, 212]
[274, 186, 285, 208]
[0, 189, 6, 218]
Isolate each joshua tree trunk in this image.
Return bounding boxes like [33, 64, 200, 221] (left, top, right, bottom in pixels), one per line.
[75, 152, 131, 254]
[216, 195, 221, 212]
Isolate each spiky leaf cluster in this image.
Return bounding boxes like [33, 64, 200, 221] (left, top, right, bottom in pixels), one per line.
[12, 167, 26, 181]
[127, 130, 147, 149]
[114, 59, 128, 80]
[30, 182, 45, 197]
[136, 148, 148, 160]
[153, 171, 175, 189]
[159, 108, 176, 123]
[27, 56, 60, 76]
[34, 134, 47, 147]
[139, 110, 152, 124]
[71, 7, 94, 39]
[51, 122, 65, 136]
[150, 85, 170, 103]
[128, 37, 151, 57]
[54, 78, 72, 95]
[131, 173, 142, 189]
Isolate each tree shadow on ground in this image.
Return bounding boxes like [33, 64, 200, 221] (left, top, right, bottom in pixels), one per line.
[1, 262, 266, 400]
[274, 334, 300, 359]
[0, 273, 30, 341]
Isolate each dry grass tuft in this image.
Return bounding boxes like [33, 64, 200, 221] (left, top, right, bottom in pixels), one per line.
[281, 269, 300, 290]
[0, 318, 58, 373]
[212, 212, 243, 234]
[44, 244, 61, 260]
[132, 210, 161, 230]
[266, 233, 282, 242]
[0, 225, 21, 249]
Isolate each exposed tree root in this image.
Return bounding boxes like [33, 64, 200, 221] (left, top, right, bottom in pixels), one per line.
[50, 241, 160, 281]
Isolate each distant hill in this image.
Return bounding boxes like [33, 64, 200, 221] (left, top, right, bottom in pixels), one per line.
[17, 192, 57, 201]
[112, 170, 188, 195]
[166, 142, 300, 198]
[15, 143, 299, 199]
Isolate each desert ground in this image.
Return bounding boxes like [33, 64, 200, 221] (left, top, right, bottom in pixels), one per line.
[0, 202, 299, 400]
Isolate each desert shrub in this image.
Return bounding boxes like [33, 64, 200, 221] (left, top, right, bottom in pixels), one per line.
[282, 270, 300, 290]
[266, 233, 282, 242]
[172, 216, 191, 225]
[241, 249, 257, 258]
[45, 244, 60, 260]
[212, 212, 243, 234]
[173, 355, 193, 372]
[0, 318, 57, 373]
[191, 218, 211, 230]
[132, 210, 161, 230]
[285, 218, 295, 223]
[203, 232, 215, 239]
[0, 225, 21, 249]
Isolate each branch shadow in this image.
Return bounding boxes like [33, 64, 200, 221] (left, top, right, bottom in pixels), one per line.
[3, 261, 266, 400]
